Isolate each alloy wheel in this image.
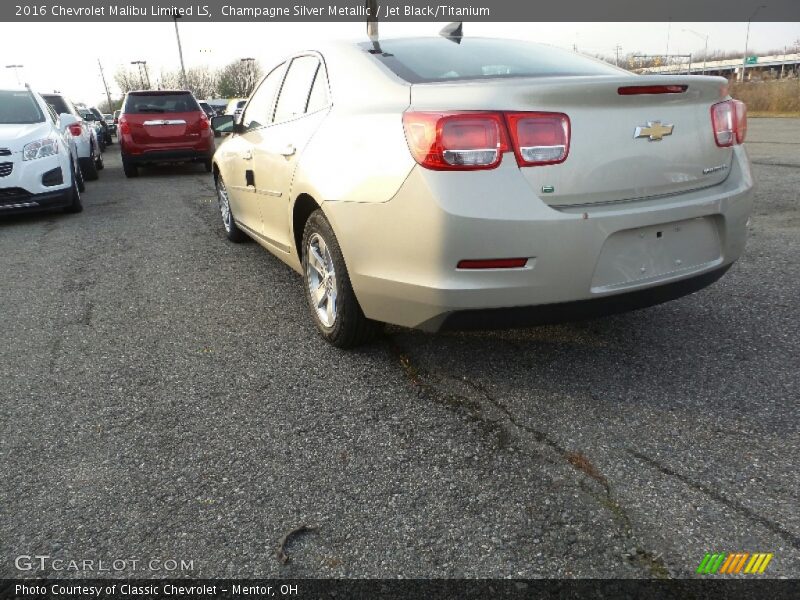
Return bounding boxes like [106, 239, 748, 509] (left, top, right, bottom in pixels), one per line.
[306, 233, 338, 328]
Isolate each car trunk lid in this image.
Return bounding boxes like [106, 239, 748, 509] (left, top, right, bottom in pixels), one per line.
[410, 75, 734, 206]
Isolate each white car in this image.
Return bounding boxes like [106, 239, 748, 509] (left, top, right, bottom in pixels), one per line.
[0, 87, 84, 214]
[42, 93, 104, 180]
[211, 37, 754, 348]
[224, 98, 247, 122]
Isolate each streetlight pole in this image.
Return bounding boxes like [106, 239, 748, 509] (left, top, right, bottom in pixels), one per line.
[131, 61, 147, 89]
[172, 11, 188, 90]
[5, 64, 23, 85]
[741, 5, 766, 82]
[683, 28, 709, 75]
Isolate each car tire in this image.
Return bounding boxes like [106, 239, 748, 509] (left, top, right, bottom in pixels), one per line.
[122, 155, 138, 178]
[215, 174, 247, 243]
[80, 147, 99, 181]
[63, 166, 83, 214]
[95, 151, 104, 171]
[302, 210, 382, 348]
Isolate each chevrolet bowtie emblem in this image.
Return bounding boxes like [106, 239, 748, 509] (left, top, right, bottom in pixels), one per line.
[634, 121, 674, 141]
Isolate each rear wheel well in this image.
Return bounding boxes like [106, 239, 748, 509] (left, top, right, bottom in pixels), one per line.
[293, 193, 321, 257]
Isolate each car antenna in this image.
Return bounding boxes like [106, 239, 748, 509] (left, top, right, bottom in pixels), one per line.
[365, 0, 383, 54]
[439, 21, 464, 44]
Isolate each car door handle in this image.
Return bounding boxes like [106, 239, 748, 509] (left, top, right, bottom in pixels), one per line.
[242, 150, 252, 160]
[279, 144, 296, 157]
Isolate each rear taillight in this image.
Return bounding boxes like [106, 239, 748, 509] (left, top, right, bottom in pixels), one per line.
[402, 112, 508, 170]
[402, 111, 571, 170]
[68, 123, 82, 137]
[733, 99, 747, 144]
[198, 111, 210, 130]
[118, 116, 130, 135]
[505, 112, 570, 166]
[711, 99, 747, 147]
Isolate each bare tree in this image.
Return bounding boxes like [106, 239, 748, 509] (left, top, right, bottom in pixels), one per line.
[114, 67, 147, 93]
[217, 59, 263, 98]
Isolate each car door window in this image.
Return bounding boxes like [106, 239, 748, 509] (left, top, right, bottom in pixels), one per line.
[273, 56, 321, 124]
[305, 64, 330, 114]
[242, 63, 285, 131]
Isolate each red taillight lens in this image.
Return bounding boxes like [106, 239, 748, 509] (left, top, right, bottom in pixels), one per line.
[118, 116, 130, 135]
[733, 99, 747, 144]
[68, 123, 82, 137]
[402, 112, 508, 170]
[618, 85, 688, 95]
[457, 258, 529, 269]
[711, 99, 747, 147]
[505, 112, 570, 166]
[199, 112, 210, 130]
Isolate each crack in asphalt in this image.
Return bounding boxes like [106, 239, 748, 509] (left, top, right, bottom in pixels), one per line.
[627, 449, 800, 550]
[386, 336, 672, 578]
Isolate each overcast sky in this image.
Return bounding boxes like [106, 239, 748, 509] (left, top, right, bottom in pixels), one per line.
[1, 21, 798, 105]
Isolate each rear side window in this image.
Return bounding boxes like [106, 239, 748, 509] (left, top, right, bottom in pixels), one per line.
[306, 65, 330, 114]
[124, 93, 199, 114]
[242, 63, 285, 131]
[273, 56, 320, 123]
[42, 94, 71, 116]
[0, 91, 44, 124]
[363, 37, 624, 83]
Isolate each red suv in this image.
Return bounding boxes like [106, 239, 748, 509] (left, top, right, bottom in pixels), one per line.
[118, 90, 213, 178]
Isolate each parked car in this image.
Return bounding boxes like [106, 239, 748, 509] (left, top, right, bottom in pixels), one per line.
[0, 87, 83, 215]
[198, 101, 216, 119]
[210, 37, 754, 348]
[42, 93, 103, 180]
[118, 90, 214, 178]
[89, 106, 113, 145]
[224, 98, 247, 122]
[103, 114, 117, 136]
[78, 108, 106, 152]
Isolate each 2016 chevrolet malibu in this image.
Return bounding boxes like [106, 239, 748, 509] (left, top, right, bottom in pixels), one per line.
[210, 36, 753, 348]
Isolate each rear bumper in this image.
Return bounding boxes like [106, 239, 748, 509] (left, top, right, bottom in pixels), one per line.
[122, 148, 213, 165]
[437, 264, 730, 331]
[323, 146, 754, 332]
[0, 186, 73, 215]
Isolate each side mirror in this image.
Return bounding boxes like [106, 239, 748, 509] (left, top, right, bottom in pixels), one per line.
[59, 113, 78, 128]
[212, 114, 236, 135]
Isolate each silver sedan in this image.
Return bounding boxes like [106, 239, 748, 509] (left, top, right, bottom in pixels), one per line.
[211, 36, 754, 347]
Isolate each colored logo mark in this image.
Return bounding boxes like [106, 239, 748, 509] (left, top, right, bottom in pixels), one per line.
[696, 552, 774, 574]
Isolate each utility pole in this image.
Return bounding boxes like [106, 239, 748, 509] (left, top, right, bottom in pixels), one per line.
[241, 57, 256, 95]
[741, 5, 766, 82]
[614, 45, 622, 67]
[683, 28, 709, 75]
[172, 10, 188, 90]
[98, 59, 114, 113]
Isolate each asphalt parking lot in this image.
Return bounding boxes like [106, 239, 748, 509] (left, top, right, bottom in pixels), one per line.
[1, 118, 798, 579]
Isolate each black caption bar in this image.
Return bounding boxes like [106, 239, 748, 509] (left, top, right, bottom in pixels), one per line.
[1, 579, 799, 600]
[2, 0, 800, 22]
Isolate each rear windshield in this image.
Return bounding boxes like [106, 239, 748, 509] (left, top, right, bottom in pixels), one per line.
[123, 93, 199, 114]
[363, 37, 624, 83]
[42, 94, 71, 115]
[0, 91, 44, 124]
